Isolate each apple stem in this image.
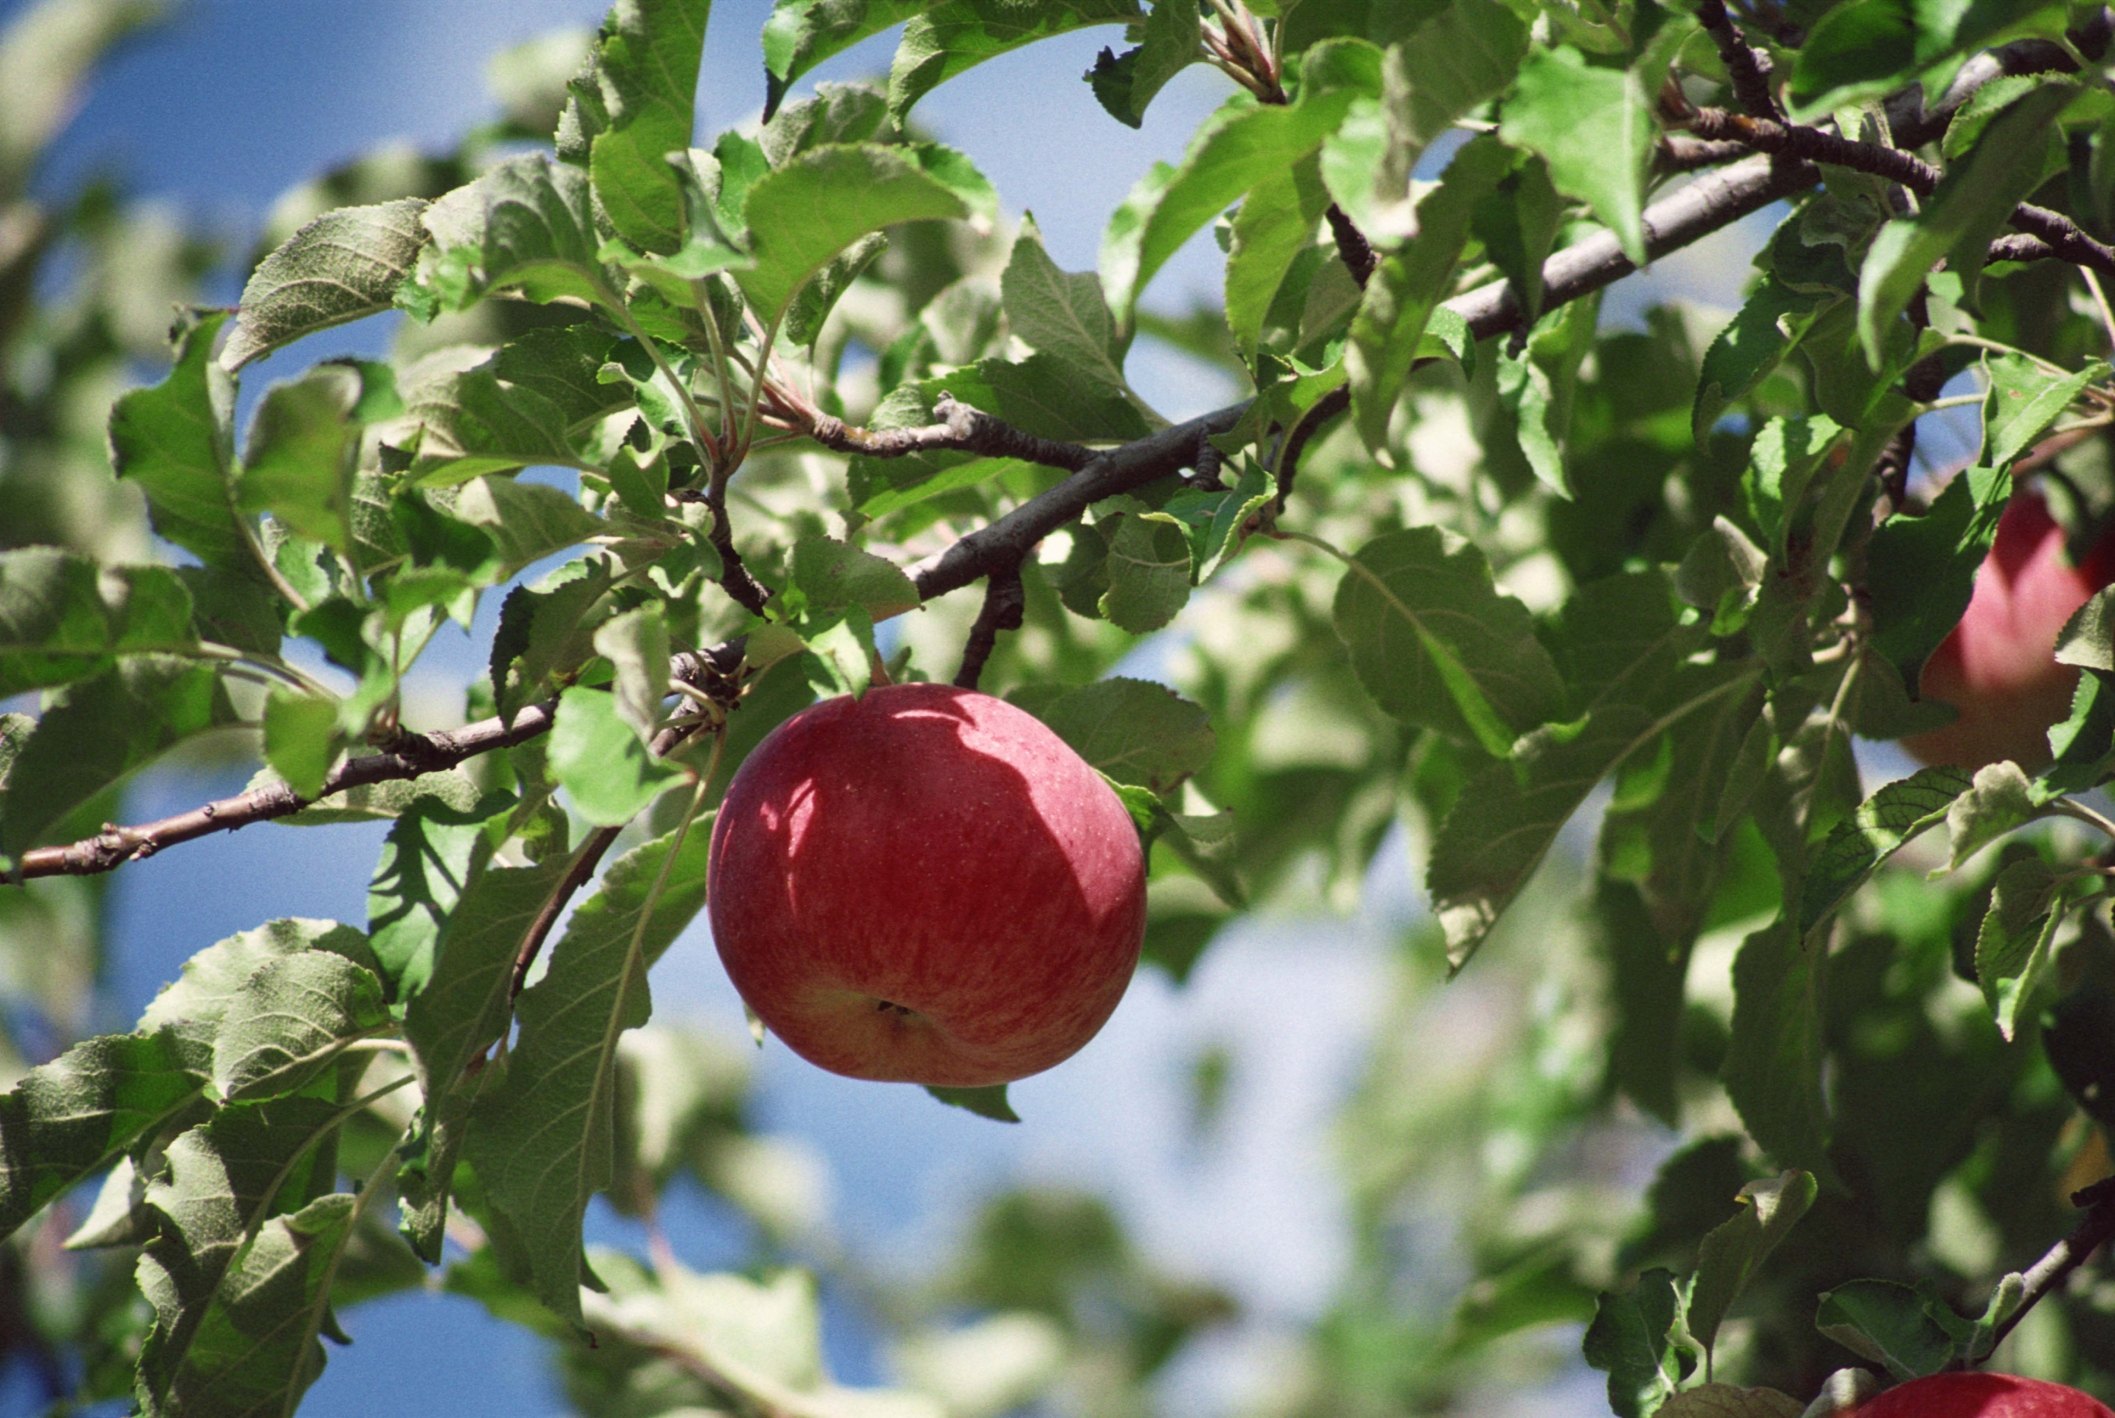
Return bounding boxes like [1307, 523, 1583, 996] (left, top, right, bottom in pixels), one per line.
[955, 565, 1026, 690]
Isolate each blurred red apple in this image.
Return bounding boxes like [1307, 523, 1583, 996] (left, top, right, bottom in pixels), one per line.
[706, 681, 1148, 1087]
[1902, 488, 2115, 771]
[1853, 1371, 2114, 1417]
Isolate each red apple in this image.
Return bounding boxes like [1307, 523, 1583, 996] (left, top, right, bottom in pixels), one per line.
[1852, 1372, 2114, 1417]
[706, 681, 1148, 1087]
[1903, 488, 2115, 772]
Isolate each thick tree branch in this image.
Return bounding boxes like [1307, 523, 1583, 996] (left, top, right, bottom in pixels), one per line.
[0, 149, 1841, 884]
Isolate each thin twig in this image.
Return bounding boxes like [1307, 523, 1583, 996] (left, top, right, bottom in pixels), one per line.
[807, 393, 1095, 472]
[1695, 0, 1783, 121]
[1688, 106, 2115, 276]
[509, 825, 622, 999]
[1324, 204, 1377, 287]
[1985, 1176, 2115, 1354]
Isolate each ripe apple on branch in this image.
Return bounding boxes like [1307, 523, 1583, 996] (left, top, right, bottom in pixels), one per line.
[1848, 1371, 2115, 1416]
[1903, 484, 2115, 772]
[707, 682, 1148, 1088]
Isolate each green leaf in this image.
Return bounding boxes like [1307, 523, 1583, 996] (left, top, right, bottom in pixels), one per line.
[761, 0, 934, 117]
[138, 920, 382, 1064]
[135, 1092, 345, 1406]
[1498, 46, 1652, 264]
[1742, 414, 1847, 562]
[0, 549, 197, 696]
[593, 602, 672, 741]
[1102, 78, 1368, 326]
[562, 0, 713, 255]
[1330, 525, 1566, 757]
[239, 363, 375, 559]
[0, 1031, 201, 1244]
[0, 656, 240, 859]
[1688, 1171, 1819, 1358]
[783, 229, 888, 346]
[1322, 5, 1527, 244]
[926, 1084, 1020, 1122]
[453, 474, 608, 575]
[1346, 136, 1510, 457]
[1864, 464, 2007, 679]
[407, 155, 613, 316]
[399, 855, 574, 1261]
[1724, 919, 1833, 1172]
[107, 310, 247, 572]
[759, 81, 889, 166]
[1693, 280, 1833, 445]
[1785, 0, 1915, 117]
[367, 790, 508, 997]
[1943, 759, 2041, 869]
[1012, 677, 1214, 795]
[1799, 767, 1974, 931]
[263, 689, 341, 799]
[1599, 676, 1769, 947]
[1984, 351, 2108, 469]
[1814, 1279, 1972, 1380]
[1223, 155, 1330, 361]
[1975, 855, 2065, 1041]
[1856, 85, 2074, 366]
[403, 326, 636, 482]
[1582, 1268, 1693, 1418]
[549, 684, 684, 826]
[737, 142, 994, 324]
[888, 0, 1139, 123]
[221, 198, 432, 369]
[1002, 213, 1126, 390]
[1099, 513, 1192, 632]
[1428, 573, 1754, 968]
[491, 559, 616, 722]
[209, 951, 389, 1103]
[139, 1190, 362, 1417]
[786, 536, 922, 620]
[463, 821, 713, 1329]
[1085, 0, 1200, 128]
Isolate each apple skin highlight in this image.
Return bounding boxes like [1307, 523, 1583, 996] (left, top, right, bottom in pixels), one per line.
[707, 682, 1148, 1087]
[1852, 1372, 2114, 1417]
[1904, 489, 2115, 773]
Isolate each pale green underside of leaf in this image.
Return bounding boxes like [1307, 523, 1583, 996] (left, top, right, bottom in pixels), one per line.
[222, 198, 431, 370]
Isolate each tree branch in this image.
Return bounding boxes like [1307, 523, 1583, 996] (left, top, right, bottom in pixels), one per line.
[2, 149, 1829, 884]
[806, 393, 1096, 472]
[1985, 1175, 2115, 1355]
[953, 564, 1026, 691]
[1695, 0, 1783, 121]
[1687, 106, 2115, 276]
[12, 704, 559, 880]
[1324, 203, 1376, 288]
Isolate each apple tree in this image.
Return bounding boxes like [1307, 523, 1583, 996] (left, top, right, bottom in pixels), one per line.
[6, 0, 2115, 1413]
